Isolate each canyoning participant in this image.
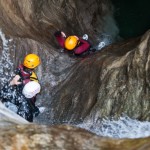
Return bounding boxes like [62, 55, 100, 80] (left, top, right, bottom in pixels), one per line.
[16, 53, 40, 85]
[54, 30, 94, 56]
[0, 54, 41, 122]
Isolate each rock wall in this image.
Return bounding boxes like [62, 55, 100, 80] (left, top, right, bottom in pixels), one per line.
[39, 31, 150, 124]
[0, 123, 150, 150]
[0, 0, 150, 149]
[0, 0, 121, 123]
[0, 0, 149, 124]
[0, 101, 150, 150]
[0, 0, 119, 46]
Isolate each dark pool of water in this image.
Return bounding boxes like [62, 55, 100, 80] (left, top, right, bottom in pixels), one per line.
[111, 0, 150, 39]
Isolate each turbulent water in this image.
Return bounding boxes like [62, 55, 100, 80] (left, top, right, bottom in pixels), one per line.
[0, 29, 150, 139]
[77, 116, 150, 139]
[0, 29, 14, 86]
[94, 33, 114, 50]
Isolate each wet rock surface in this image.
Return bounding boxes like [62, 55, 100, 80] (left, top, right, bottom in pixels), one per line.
[0, 123, 150, 150]
[39, 31, 150, 124]
[0, 0, 119, 46]
[0, 103, 150, 150]
[0, 0, 150, 149]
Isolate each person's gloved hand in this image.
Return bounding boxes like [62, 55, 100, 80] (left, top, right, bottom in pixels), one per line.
[10, 75, 22, 86]
[61, 31, 66, 38]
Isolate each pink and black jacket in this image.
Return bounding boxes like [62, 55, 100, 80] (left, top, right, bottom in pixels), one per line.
[15, 64, 31, 85]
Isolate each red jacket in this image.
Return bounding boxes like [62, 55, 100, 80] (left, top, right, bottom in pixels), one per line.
[54, 31, 91, 55]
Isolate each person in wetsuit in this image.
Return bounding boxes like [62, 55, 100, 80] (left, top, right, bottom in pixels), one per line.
[54, 31, 92, 56]
[0, 54, 41, 122]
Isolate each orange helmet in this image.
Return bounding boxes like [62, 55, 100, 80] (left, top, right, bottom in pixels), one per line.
[64, 36, 79, 50]
[23, 54, 40, 69]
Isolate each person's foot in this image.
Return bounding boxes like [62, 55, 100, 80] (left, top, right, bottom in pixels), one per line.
[82, 34, 88, 40]
[38, 107, 45, 113]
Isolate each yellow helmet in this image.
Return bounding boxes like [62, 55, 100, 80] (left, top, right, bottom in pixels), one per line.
[23, 54, 40, 69]
[64, 36, 79, 50]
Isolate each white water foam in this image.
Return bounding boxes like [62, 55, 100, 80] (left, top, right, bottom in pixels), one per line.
[0, 29, 14, 85]
[77, 116, 150, 139]
[96, 33, 113, 50]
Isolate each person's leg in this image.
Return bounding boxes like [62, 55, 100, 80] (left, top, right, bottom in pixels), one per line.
[17, 101, 33, 122]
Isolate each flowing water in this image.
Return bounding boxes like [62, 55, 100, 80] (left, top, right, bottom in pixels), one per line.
[77, 116, 150, 139]
[0, 29, 14, 86]
[0, 29, 150, 139]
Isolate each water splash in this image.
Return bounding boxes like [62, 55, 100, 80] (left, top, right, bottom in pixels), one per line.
[4, 101, 18, 113]
[0, 29, 14, 86]
[77, 116, 150, 139]
[96, 33, 113, 50]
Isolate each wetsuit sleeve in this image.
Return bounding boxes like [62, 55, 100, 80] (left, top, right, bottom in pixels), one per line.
[74, 38, 91, 55]
[14, 66, 23, 81]
[14, 65, 31, 85]
[13, 67, 24, 85]
[54, 31, 66, 48]
[15, 67, 21, 76]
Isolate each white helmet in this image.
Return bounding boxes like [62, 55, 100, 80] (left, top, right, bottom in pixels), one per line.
[22, 81, 41, 98]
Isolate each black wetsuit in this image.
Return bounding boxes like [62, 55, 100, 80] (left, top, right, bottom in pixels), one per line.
[0, 66, 40, 122]
[0, 82, 35, 122]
